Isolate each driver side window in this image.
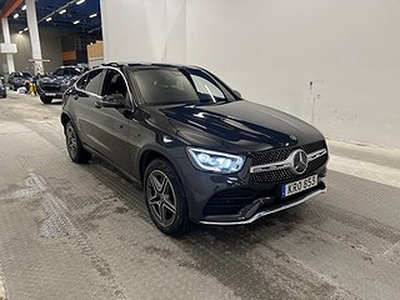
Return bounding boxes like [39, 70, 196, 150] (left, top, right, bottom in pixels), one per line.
[102, 70, 128, 98]
[77, 69, 104, 95]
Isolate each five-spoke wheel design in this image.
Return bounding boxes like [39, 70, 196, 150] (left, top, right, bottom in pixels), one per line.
[66, 124, 78, 158]
[146, 170, 177, 227]
[65, 121, 91, 164]
[144, 159, 190, 236]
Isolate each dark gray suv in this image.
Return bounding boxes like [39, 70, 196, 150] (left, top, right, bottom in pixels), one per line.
[61, 62, 328, 236]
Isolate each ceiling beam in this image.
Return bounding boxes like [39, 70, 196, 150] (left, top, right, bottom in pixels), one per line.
[1, 0, 24, 18]
[38, 0, 82, 23]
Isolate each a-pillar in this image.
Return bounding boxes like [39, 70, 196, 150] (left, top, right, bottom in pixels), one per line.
[26, 0, 43, 75]
[1, 17, 15, 73]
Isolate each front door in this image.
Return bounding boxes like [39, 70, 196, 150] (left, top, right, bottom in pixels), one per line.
[91, 69, 132, 172]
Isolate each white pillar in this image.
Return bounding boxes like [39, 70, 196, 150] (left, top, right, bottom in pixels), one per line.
[1, 18, 15, 73]
[26, 0, 44, 74]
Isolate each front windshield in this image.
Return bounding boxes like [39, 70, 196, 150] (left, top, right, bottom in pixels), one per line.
[129, 68, 235, 105]
[22, 72, 32, 77]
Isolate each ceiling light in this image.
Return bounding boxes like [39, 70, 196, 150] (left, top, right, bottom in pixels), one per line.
[89, 13, 97, 18]
[22, 5, 26, 11]
[13, 13, 19, 19]
[73, 20, 80, 25]
[23, 27, 28, 32]
[46, 17, 52, 22]
[59, 9, 67, 15]
[76, 0, 86, 5]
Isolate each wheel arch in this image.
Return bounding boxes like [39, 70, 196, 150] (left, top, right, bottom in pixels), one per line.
[61, 112, 71, 127]
[138, 147, 187, 187]
[140, 150, 173, 183]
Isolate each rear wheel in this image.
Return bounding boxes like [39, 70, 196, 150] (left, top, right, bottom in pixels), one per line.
[65, 121, 91, 164]
[144, 159, 190, 237]
[40, 96, 52, 104]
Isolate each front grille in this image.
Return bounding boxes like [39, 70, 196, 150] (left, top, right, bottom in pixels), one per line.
[250, 140, 327, 183]
[40, 84, 61, 92]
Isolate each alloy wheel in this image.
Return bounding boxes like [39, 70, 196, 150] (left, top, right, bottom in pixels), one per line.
[146, 170, 177, 227]
[66, 125, 77, 158]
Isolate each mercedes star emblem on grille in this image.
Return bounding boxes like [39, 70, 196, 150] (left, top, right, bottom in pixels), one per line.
[291, 149, 308, 175]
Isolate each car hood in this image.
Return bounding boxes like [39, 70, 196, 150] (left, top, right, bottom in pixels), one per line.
[150, 100, 325, 153]
[39, 76, 74, 84]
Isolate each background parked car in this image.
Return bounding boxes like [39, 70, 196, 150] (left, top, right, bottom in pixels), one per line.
[37, 66, 85, 104]
[8, 71, 33, 91]
[0, 80, 7, 98]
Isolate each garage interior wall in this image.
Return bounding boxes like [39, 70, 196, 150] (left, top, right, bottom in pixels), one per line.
[0, 26, 64, 74]
[101, 0, 400, 149]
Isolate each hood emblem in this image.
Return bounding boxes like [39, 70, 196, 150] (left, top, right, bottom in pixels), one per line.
[290, 149, 308, 175]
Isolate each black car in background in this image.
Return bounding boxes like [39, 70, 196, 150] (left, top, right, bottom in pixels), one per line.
[61, 63, 329, 236]
[37, 66, 86, 104]
[8, 71, 33, 91]
[0, 80, 7, 98]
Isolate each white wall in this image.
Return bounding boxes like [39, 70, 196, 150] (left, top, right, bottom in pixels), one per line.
[101, 0, 400, 148]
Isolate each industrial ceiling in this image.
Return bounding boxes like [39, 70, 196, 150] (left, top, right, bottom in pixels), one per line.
[0, 0, 101, 34]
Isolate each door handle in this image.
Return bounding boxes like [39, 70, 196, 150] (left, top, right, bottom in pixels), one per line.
[94, 101, 101, 109]
[73, 94, 79, 100]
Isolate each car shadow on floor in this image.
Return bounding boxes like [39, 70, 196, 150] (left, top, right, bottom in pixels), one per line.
[70, 154, 337, 299]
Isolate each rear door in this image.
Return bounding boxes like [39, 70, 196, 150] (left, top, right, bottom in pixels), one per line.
[71, 68, 105, 149]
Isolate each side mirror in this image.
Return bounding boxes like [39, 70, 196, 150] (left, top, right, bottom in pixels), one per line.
[98, 93, 126, 108]
[233, 90, 242, 99]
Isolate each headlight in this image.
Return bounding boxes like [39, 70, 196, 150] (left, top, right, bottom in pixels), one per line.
[187, 147, 245, 174]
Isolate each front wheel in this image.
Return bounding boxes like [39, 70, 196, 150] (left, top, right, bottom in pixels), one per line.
[144, 159, 190, 237]
[40, 96, 52, 104]
[65, 121, 91, 164]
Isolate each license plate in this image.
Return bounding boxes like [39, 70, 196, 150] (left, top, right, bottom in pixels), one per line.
[46, 93, 56, 96]
[282, 174, 318, 198]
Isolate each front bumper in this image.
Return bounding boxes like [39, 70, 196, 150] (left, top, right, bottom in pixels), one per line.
[173, 139, 329, 225]
[37, 84, 68, 99]
[178, 151, 327, 225]
[199, 182, 326, 225]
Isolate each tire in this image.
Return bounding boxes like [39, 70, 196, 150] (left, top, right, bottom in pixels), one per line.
[144, 159, 190, 237]
[65, 121, 91, 164]
[40, 96, 52, 104]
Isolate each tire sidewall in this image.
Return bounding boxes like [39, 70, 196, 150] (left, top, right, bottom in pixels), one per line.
[65, 121, 90, 164]
[65, 122, 79, 162]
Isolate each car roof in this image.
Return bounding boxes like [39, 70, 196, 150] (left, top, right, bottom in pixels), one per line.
[102, 62, 204, 71]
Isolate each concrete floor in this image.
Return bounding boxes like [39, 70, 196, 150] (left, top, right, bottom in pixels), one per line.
[0, 93, 400, 300]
